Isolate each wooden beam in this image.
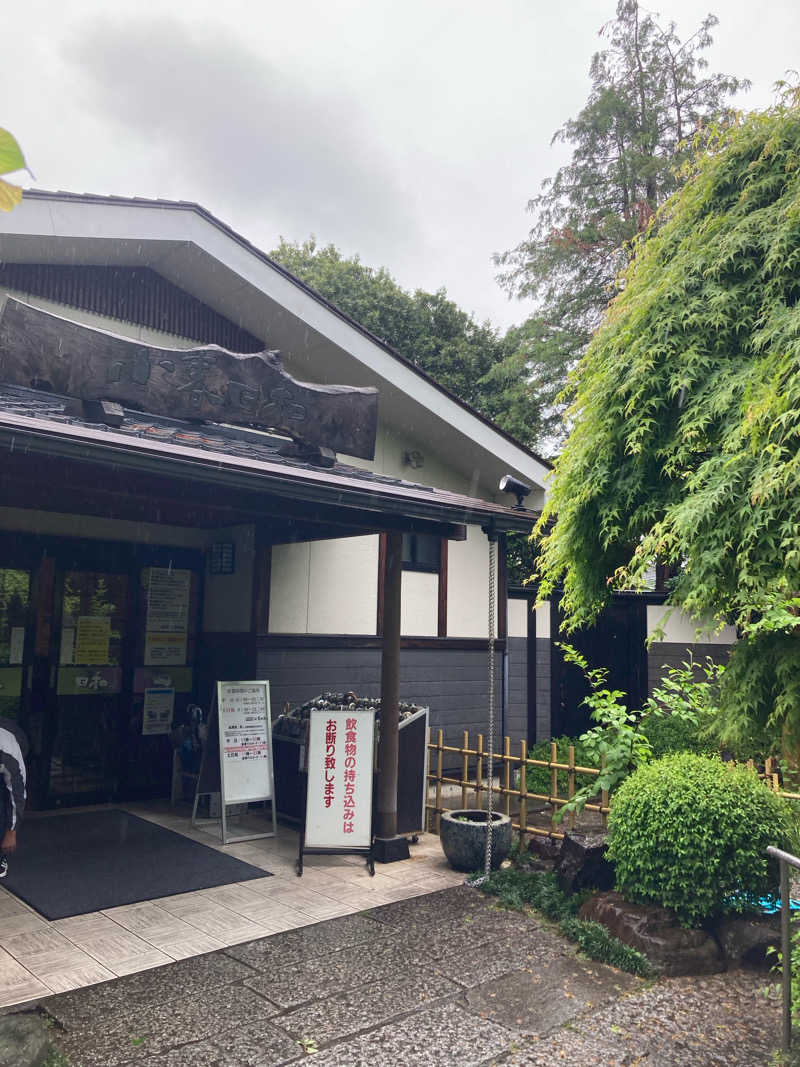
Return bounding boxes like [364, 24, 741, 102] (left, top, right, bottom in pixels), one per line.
[251, 531, 272, 636]
[376, 531, 402, 840]
[376, 532, 387, 637]
[437, 538, 448, 638]
[497, 534, 508, 640]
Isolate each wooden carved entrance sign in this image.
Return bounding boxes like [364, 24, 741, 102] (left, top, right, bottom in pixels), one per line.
[0, 298, 379, 460]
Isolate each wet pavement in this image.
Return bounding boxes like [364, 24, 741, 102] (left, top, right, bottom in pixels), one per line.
[29, 885, 783, 1066]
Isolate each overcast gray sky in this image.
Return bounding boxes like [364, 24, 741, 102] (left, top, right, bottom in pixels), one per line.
[3, 0, 798, 330]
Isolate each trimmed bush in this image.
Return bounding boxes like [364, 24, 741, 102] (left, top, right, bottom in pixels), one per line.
[607, 752, 793, 926]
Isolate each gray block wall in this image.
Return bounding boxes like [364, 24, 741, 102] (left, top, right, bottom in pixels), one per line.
[505, 637, 527, 746]
[535, 638, 551, 742]
[258, 643, 506, 755]
[647, 642, 732, 695]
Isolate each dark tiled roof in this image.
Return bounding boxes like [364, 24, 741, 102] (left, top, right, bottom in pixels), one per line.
[0, 382, 433, 493]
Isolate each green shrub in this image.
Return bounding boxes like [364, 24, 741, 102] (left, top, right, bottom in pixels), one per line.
[526, 736, 596, 800]
[559, 917, 653, 976]
[640, 711, 713, 760]
[607, 752, 793, 926]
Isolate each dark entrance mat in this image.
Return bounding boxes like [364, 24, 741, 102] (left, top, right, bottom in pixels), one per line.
[4, 809, 271, 920]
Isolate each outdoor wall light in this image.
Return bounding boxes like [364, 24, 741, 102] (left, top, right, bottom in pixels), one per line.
[209, 541, 236, 575]
[498, 474, 531, 510]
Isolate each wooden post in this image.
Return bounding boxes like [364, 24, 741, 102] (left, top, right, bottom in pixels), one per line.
[476, 734, 484, 809]
[503, 736, 511, 818]
[550, 740, 558, 833]
[435, 728, 444, 835]
[601, 754, 609, 830]
[376, 531, 402, 840]
[461, 731, 469, 810]
[519, 739, 528, 851]
[568, 744, 576, 831]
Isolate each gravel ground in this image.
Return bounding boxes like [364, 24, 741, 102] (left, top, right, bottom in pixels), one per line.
[493, 969, 782, 1066]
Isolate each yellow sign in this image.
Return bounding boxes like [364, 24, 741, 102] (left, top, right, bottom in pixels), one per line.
[74, 616, 111, 665]
[144, 632, 187, 666]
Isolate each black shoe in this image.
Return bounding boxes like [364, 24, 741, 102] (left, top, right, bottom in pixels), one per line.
[0, 856, 7, 878]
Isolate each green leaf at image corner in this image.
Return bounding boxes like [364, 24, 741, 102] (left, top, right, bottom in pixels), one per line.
[0, 128, 26, 176]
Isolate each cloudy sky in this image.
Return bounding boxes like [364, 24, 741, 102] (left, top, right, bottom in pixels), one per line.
[4, 0, 798, 330]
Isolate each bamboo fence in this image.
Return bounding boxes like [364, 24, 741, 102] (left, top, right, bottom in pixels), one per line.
[425, 728, 793, 845]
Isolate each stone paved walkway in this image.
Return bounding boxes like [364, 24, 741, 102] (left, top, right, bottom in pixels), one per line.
[32, 885, 782, 1066]
[0, 805, 461, 1008]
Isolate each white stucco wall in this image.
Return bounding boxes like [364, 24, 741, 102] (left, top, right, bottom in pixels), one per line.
[646, 606, 737, 645]
[268, 536, 379, 635]
[401, 571, 439, 637]
[534, 601, 551, 640]
[447, 526, 492, 639]
[307, 536, 379, 635]
[508, 598, 529, 639]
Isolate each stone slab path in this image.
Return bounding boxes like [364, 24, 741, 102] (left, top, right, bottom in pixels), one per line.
[0, 805, 462, 1009]
[26, 885, 783, 1066]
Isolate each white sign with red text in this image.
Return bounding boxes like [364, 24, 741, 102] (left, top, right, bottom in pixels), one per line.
[304, 708, 374, 850]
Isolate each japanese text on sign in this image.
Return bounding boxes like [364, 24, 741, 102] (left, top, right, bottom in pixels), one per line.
[217, 681, 273, 805]
[304, 708, 374, 851]
[324, 718, 337, 808]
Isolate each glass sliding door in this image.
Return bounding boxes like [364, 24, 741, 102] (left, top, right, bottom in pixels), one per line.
[48, 570, 129, 802]
[0, 568, 30, 722]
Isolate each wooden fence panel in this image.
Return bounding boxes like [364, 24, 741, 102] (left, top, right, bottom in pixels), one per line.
[425, 728, 791, 848]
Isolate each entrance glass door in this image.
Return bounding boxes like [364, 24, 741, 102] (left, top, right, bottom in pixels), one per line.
[47, 570, 129, 803]
[0, 568, 30, 722]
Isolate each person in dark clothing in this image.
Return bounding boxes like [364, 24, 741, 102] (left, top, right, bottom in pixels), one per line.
[0, 719, 27, 878]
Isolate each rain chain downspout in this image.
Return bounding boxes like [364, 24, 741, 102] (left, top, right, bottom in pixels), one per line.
[470, 529, 497, 886]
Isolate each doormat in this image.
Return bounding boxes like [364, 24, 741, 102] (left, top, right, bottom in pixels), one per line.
[3, 809, 271, 920]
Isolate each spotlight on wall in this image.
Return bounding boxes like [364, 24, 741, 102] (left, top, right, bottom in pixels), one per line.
[498, 474, 531, 510]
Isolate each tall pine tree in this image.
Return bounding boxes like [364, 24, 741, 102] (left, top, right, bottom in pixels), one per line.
[495, 2, 747, 448]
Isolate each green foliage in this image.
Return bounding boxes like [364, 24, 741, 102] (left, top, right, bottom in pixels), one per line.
[559, 916, 653, 976]
[550, 644, 656, 821]
[495, 2, 746, 443]
[535, 93, 800, 746]
[607, 753, 794, 926]
[479, 869, 652, 975]
[480, 868, 582, 920]
[768, 923, 800, 1033]
[526, 735, 597, 801]
[641, 710, 712, 761]
[0, 128, 27, 211]
[269, 238, 550, 451]
[641, 655, 721, 759]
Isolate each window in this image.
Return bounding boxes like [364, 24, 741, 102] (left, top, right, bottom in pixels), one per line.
[401, 533, 441, 573]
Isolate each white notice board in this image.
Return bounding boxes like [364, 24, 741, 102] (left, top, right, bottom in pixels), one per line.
[217, 680, 274, 805]
[304, 708, 375, 851]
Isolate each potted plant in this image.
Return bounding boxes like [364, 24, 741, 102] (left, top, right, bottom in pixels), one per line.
[439, 809, 512, 872]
